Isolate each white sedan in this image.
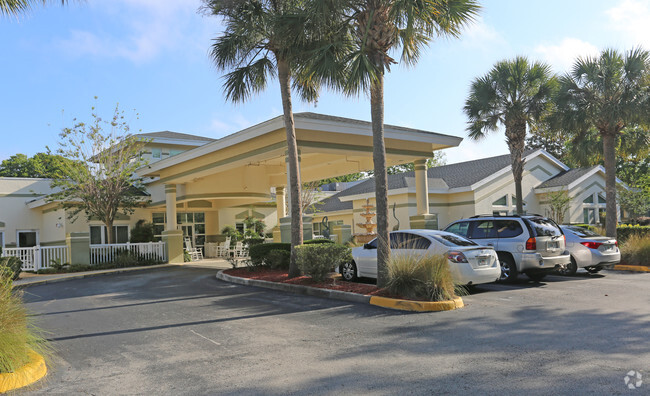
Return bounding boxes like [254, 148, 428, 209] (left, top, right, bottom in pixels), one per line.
[558, 225, 620, 275]
[339, 230, 501, 285]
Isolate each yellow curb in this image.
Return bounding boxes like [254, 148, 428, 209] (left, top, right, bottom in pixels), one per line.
[613, 265, 650, 272]
[0, 350, 47, 393]
[369, 296, 464, 312]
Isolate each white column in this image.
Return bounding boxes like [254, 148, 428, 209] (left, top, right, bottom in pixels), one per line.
[414, 159, 429, 215]
[165, 184, 177, 231]
[276, 186, 286, 218]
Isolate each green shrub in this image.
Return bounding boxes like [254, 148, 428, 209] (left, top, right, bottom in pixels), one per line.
[130, 219, 156, 243]
[68, 264, 93, 272]
[221, 225, 243, 242]
[620, 234, 650, 266]
[244, 238, 265, 248]
[386, 253, 458, 302]
[112, 250, 139, 268]
[49, 258, 68, 271]
[0, 268, 50, 374]
[304, 239, 334, 245]
[296, 244, 351, 282]
[266, 249, 290, 270]
[249, 243, 291, 266]
[0, 256, 22, 280]
[617, 225, 650, 243]
[184, 250, 191, 262]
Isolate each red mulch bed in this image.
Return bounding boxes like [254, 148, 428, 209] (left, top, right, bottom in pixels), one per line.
[224, 267, 389, 296]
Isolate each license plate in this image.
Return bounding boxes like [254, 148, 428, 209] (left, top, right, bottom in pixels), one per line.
[548, 241, 559, 249]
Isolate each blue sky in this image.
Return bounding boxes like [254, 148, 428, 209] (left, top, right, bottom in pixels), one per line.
[1, 0, 648, 165]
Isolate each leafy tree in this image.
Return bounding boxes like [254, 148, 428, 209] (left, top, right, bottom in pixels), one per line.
[0, 0, 68, 16]
[0, 152, 76, 178]
[243, 216, 266, 238]
[130, 219, 156, 243]
[546, 190, 571, 224]
[465, 56, 557, 215]
[315, 0, 479, 287]
[618, 187, 650, 224]
[555, 48, 650, 237]
[49, 102, 148, 244]
[203, 0, 326, 278]
[385, 152, 447, 175]
[525, 119, 571, 165]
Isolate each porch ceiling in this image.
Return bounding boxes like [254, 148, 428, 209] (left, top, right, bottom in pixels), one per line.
[139, 113, 462, 194]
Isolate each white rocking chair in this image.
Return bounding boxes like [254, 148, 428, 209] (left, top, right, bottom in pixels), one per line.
[230, 241, 247, 258]
[216, 237, 231, 257]
[184, 238, 203, 261]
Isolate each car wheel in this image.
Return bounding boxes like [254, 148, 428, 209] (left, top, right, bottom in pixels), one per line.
[586, 267, 601, 274]
[526, 272, 546, 282]
[558, 257, 578, 276]
[340, 261, 358, 282]
[498, 255, 518, 283]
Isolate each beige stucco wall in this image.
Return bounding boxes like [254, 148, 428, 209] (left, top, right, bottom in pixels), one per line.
[0, 178, 52, 247]
[566, 171, 608, 224]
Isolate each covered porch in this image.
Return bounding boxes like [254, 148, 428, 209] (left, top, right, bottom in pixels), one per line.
[139, 113, 462, 263]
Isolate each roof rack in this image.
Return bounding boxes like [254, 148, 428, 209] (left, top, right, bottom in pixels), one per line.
[469, 213, 545, 218]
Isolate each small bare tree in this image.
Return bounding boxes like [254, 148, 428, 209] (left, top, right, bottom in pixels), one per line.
[546, 190, 571, 224]
[49, 101, 149, 243]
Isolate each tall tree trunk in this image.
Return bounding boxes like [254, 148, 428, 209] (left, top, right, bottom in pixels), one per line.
[106, 219, 114, 244]
[277, 59, 303, 278]
[370, 72, 390, 288]
[602, 131, 618, 238]
[506, 120, 526, 215]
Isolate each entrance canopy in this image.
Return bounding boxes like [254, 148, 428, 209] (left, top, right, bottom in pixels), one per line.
[139, 112, 462, 209]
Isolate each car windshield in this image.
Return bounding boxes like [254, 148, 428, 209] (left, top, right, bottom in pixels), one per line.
[432, 234, 478, 247]
[527, 218, 562, 237]
[565, 226, 601, 238]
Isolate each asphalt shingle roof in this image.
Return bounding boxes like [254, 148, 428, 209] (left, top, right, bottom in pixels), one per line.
[336, 150, 538, 199]
[137, 131, 215, 142]
[305, 191, 353, 214]
[536, 166, 596, 188]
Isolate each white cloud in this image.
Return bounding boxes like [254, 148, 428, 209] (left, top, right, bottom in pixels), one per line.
[534, 38, 600, 74]
[458, 17, 508, 52]
[606, 0, 650, 48]
[55, 0, 213, 64]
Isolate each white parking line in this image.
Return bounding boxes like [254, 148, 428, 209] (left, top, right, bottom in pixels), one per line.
[190, 329, 221, 346]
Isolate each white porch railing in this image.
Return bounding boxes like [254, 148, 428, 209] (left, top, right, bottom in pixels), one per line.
[1, 245, 69, 271]
[90, 242, 166, 265]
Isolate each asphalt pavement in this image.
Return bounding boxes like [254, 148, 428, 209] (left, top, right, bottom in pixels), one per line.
[17, 267, 650, 395]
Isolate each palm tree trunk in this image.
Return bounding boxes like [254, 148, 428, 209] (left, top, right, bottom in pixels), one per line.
[370, 72, 390, 288]
[277, 59, 303, 278]
[506, 120, 526, 215]
[602, 132, 617, 238]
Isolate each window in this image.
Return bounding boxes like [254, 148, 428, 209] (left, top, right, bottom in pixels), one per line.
[170, 149, 183, 156]
[495, 220, 523, 238]
[469, 221, 497, 239]
[597, 194, 606, 204]
[445, 221, 470, 237]
[235, 222, 244, 234]
[526, 218, 562, 237]
[17, 230, 38, 247]
[565, 226, 600, 238]
[389, 232, 431, 250]
[492, 195, 507, 206]
[90, 225, 129, 244]
[583, 195, 594, 204]
[433, 234, 477, 247]
[583, 208, 596, 224]
[152, 148, 161, 159]
[511, 195, 527, 207]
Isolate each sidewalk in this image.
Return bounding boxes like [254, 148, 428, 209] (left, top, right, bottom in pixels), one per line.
[13, 258, 231, 288]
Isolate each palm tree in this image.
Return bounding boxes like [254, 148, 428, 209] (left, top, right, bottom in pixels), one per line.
[314, 0, 479, 287]
[464, 57, 556, 215]
[555, 48, 650, 237]
[1, 0, 67, 16]
[203, 0, 320, 277]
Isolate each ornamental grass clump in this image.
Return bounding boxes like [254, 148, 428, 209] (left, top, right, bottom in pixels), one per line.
[386, 253, 460, 302]
[620, 234, 650, 266]
[0, 266, 50, 374]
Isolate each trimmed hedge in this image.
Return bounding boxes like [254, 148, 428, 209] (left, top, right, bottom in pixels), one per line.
[304, 239, 335, 245]
[296, 243, 351, 282]
[249, 243, 291, 266]
[616, 225, 650, 242]
[244, 238, 265, 247]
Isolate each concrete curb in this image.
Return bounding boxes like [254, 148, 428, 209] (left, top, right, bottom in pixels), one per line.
[0, 350, 47, 393]
[13, 264, 180, 289]
[369, 296, 464, 312]
[216, 270, 371, 305]
[216, 270, 465, 312]
[612, 264, 650, 272]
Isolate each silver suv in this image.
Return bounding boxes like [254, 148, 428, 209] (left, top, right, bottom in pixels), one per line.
[444, 215, 570, 283]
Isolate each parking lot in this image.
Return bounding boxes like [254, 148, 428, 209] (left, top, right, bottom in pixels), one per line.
[20, 267, 649, 395]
